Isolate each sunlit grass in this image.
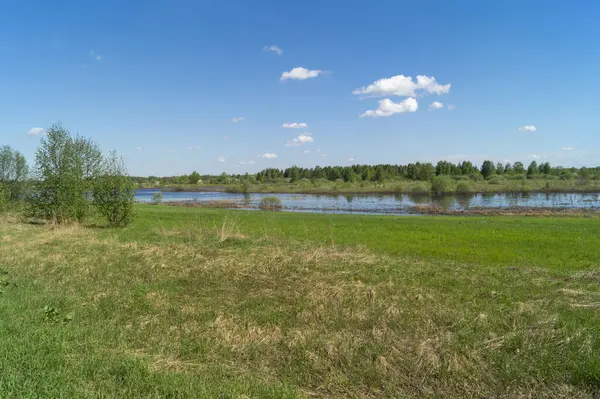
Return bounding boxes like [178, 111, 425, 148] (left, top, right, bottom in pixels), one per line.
[1, 206, 599, 397]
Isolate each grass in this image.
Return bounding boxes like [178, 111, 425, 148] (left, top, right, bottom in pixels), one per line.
[1, 206, 600, 397]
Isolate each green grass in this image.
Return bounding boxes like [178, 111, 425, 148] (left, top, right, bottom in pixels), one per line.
[1, 206, 600, 397]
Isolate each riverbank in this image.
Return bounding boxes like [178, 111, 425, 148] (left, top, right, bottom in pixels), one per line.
[163, 199, 600, 217]
[1, 206, 599, 397]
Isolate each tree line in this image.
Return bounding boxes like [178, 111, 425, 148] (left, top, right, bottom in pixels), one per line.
[0, 123, 135, 226]
[132, 159, 600, 186]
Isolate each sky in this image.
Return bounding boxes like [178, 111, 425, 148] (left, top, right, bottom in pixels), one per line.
[1, 0, 599, 176]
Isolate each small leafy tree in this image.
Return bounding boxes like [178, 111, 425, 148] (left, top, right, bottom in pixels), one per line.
[527, 161, 539, 177]
[28, 123, 102, 223]
[480, 160, 496, 179]
[0, 145, 29, 202]
[188, 170, 201, 185]
[92, 151, 135, 227]
[152, 192, 164, 204]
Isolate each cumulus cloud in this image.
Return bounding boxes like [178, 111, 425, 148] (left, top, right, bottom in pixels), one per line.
[232, 117, 244, 123]
[519, 125, 537, 132]
[248, 160, 255, 165]
[348, 156, 355, 162]
[187, 145, 201, 150]
[264, 45, 283, 55]
[429, 101, 444, 110]
[321, 153, 329, 157]
[281, 67, 324, 81]
[218, 156, 227, 162]
[135, 146, 143, 151]
[261, 153, 278, 159]
[530, 154, 541, 159]
[447, 104, 456, 111]
[27, 127, 44, 136]
[89, 50, 103, 61]
[360, 97, 418, 118]
[285, 134, 314, 147]
[303, 149, 310, 154]
[561, 147, 575, 151]
[353, 74, 450, 97]
[282, 122, 308, 129]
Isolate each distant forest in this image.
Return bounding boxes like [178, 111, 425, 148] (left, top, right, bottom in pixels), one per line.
[132, 160, 600, 186]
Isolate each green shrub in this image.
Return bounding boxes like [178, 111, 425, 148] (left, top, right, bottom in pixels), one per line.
[92, 152, 135, 227]
[456, 181, 473, 194]
[453, 175, 470, 181]
[431, 176, 455, 196]
[408, 182, 430, 193]
[27, 123, 102, 223]
[152, 192, 164, 204]
[488, 176, 506, 185]
[259, 196, 282, 211]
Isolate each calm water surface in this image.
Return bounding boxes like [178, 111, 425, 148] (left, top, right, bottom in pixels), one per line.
[136, 189, 600, 215]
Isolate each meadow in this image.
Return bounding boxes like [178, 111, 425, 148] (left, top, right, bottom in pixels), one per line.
[1, 205, 600, 397]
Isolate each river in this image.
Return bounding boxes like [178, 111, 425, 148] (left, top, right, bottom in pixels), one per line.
[135, 189, 600, 215]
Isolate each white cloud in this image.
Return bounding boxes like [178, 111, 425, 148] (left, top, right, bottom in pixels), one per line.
[429, 101, 444, 110]
[348, 156, 355, 162]
[248, 160, 255, 165]
[530, 154, 541, 159]
[27, 127, 44, 136]
[447, 104, 456, 111]
[135, 146, 143, 151]
[187, 145, 201, 150]
[303, 149, 310, 154]
[238, 161, 247, 165]
[261, 153, 278, 159]
[282, 122, 308, 129]
[285, 134, 314, 147]
[281, 67, 324, 81]
[360, 97, 418, 118]
[232, 117, 244, 123]
[264, 45, 283, 55]
[218, 156, 227, 162]
[89, 50, 103, 61]
[519, 125, 537, 132]
[353, 74, 450, 97]
[561, 147, 575, 151]
[321, 153, 329, 157]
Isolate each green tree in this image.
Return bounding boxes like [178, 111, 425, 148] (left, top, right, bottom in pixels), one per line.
[188, 170, 201, 184]
[28, 123, 102, 223]
[92, 151, 135, 227]
[480, 160, 496, 179]
[513, 162, 525, 174]
[0, 145, 29, 202]
[496, 162, 505, 175]
[527, 161, 539, 177]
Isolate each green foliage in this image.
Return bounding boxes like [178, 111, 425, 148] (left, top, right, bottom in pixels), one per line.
[480, 160, 496, 179]
[259, 196, 282, 211]
[431, 176, 455, 196]
[188, 171, 201, 185]
[27, 123, 103, 223]
[488, 175, 506, 185]
[455, 181, 473, 194]
[92, 151, 135, 227]
[152, 192, 164, 204]
[527, 161, 539, 177]
[0, 145, 29, 203]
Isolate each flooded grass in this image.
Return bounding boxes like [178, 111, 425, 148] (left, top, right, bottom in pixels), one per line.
[1, 206, 600, 397]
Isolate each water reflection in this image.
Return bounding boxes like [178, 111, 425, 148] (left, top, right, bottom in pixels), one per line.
[135, 189, 600, 215]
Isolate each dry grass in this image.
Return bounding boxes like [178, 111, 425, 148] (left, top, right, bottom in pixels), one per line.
[0, 214, 599, 398]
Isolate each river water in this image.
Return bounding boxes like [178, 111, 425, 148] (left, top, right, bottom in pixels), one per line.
[135, 189, 600, 214]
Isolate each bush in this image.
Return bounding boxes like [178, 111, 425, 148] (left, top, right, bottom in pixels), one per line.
[408, 182, 430, 193]
[259, 196, 282, 211]
[27, 123, 102, 223]
[92, 152, 135, 227]
[488, 176, 506, 185]
[152, 192, 164, 204]
[431, 176, 455, 196]
[456, 181, 473, 194]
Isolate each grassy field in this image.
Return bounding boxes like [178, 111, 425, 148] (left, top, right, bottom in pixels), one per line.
[1, 205, 600, 397]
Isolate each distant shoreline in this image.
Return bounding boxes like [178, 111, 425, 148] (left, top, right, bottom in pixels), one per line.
[140, 185, 600, 196]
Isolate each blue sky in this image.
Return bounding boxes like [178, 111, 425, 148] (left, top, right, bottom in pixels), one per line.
[1, 0, 599, 176]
